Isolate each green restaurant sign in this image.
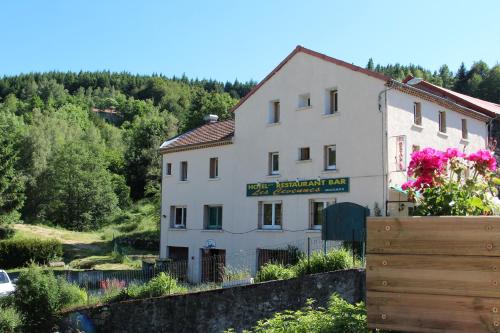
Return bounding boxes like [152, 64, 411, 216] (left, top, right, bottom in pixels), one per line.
[246, 177, 349, 197]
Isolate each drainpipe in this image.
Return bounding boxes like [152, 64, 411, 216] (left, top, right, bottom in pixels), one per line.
[378, 84, 394, 216]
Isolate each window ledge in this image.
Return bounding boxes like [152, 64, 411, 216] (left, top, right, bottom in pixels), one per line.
[437, 131, 448, 138]
[267, 122, 281, 127]
[296, 106, 313, 111]
[296, 159, 312, 164]
[169, 227, 187, 231]
[411, 124, 424, 131]
[321, 169, 339, 174]
[208, 177, 221, 181]
[257, 229, 284, 233]
[178, 180, 189, 184]
[266, 174, 281, 178]
[322, 112, 340, 118]
[201, 229, 223, 233]
[306, 229, 321, 233]
[460, 138, 470, 145]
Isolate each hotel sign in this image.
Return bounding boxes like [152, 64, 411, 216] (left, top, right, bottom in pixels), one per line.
[246, 178, 349, 197]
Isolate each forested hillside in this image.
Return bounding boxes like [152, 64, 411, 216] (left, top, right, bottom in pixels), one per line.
[0, 59, 498, 233]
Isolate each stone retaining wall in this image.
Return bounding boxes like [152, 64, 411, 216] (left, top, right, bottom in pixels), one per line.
[62, 268, 365, 333]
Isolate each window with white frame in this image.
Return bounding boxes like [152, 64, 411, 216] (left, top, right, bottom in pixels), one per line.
[461, 119, 468, 139]
[298, 147, 310, 161]
[259, 201, 282, 230]
[309, 199, 336, 229]
[166, 163, 172, 176]
[438, 111, 447, 133]
[269, 100, 280, 123]
[324, 145, 337, 170]
[327, 89, 338, 114]
[298, 93, 311, 108]
[180, 161, 188, 181]
[269, 152, 279, 175]
[413, 102, 422, 125]
[209, 157, 218, 178]
[170, 206, 187, 228]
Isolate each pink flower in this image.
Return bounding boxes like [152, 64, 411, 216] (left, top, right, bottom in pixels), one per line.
[408, 148, 447, 180]
[401, 180, 414, 190]
[445, 148, 465, 159]
[466, 149, 497, 171]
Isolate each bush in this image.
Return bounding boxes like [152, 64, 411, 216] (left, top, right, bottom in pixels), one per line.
[57, 278, 88, 308]
[0, 225, 15, 240]
[108, 272, 187, 303]
[255, 263, 295, 282]
[0, 306, 23, 333]
[225, 294, 373, 333]
[14, 265, 61, 332]
[294, 249, 352, 276]
[0, 238, 63, 269]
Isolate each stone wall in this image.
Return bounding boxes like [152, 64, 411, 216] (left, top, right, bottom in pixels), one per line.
[62, 269, 365, 333]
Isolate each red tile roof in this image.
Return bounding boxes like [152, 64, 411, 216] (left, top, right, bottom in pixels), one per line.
[230, 45, 391, 113]
[160, 120, 234, 152]
[403, 75, 500, 117]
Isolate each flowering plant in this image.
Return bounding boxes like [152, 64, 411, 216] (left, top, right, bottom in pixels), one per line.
[403, 147, 500, 216]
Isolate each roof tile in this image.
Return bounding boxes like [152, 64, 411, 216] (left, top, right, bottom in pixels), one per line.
[160, 120, 234, 151]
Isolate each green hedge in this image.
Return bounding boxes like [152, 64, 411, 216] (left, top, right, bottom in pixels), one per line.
[0, 239, 63, 269]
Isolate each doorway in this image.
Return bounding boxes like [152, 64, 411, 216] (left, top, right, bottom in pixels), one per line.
[201, 248, 226, 283]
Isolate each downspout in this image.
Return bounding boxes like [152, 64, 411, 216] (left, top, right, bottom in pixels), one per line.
[378, 84, 394, 216]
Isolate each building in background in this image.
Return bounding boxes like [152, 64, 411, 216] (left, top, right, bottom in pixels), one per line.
[159, 46, 498, 282]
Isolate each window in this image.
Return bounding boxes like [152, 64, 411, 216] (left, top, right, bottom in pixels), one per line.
[298, 93, 311, 108]
[439, 111, 446, 133]
[205, 205, 222, 230]
[269, 152, 279, 175]
[328, 89, 338, 114]
[170, 206, 187, 228]
[209, 157, 218, 178]
[324, 145, 337, 170]
[259, 201, 282, 230]
[309, 199, 336, 229]
[299, 147, 310, 161]
[461, 119, 468, 139]
[166, 163, 172, 176]
[180, 161, 188, 181]
[269, 100, 280, 123]
[413, 102, 422, 125]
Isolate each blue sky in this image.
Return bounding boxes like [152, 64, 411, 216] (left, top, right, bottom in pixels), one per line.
[1, 0, 499, 82]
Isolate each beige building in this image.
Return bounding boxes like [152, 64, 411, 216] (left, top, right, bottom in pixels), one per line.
[159, 46, 499, 282]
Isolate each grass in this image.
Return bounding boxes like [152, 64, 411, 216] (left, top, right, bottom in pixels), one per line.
[9, 200, 160, 271]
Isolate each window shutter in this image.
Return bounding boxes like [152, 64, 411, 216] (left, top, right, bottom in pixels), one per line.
[257, 202, 263, 229]
[442, 112, 446, 132]
[462, 119, 468, 139]
[169, 206, 174, 227]
[308, 199, 314, 229]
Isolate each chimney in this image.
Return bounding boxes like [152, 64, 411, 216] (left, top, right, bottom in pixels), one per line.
[204, 114, 219, 123]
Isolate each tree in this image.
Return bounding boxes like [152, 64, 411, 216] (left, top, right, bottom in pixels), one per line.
[124, 110, 178, 199]
[0, 111, 26, 225]
[38, 141, 119, 230]
[454, 62, 468, 93]
[366, 58, 374, 71]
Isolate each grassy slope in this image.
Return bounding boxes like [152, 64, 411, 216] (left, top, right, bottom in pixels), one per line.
[11, 200, 160, 270]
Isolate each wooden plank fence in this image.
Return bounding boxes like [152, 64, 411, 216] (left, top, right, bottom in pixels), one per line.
[366, 216, 500, 333]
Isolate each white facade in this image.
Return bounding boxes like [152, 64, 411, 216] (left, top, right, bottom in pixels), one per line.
[159, 48, 490, 282]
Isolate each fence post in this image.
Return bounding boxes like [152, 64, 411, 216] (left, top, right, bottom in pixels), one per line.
[307, 237, 311, 274]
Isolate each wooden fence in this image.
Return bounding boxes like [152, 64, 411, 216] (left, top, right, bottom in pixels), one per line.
[366, 216, 500, 333]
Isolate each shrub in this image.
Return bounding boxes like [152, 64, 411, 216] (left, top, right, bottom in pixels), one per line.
[0, 238, 63, 269]
[0, 306, 23, 333]
[225, 294, 374, 333]
[108, 272, 187, 303]
[57, 278, 88, 308]
[294, 249, 352, 276]
[255, 263, 295, 282]
[14, 265, 61, 332]
[0, 225, 15, 240]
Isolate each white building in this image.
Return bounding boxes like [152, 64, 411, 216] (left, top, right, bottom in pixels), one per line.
[158, 46, 499, 282]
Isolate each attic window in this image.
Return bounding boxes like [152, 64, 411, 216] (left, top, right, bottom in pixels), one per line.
[269, 100, 280, 123]
[298, 94, 311, 108]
